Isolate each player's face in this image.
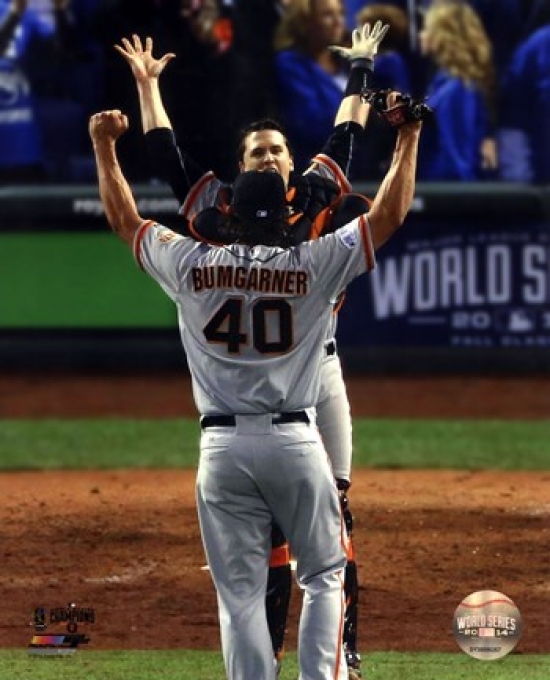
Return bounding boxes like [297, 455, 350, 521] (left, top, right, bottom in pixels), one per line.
[239, 130, 294, 187]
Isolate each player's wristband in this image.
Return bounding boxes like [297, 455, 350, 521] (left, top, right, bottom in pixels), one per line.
[344, 60, 373, 97]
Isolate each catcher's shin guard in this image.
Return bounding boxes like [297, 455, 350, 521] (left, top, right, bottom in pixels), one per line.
[266, 522, 292, 660]
[337, 479, 360, 668]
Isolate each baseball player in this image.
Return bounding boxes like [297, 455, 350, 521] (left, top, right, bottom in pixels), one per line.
[115, 24, 432, 679]
[89, 96, 422, 679]
[114, 22, 431, 679]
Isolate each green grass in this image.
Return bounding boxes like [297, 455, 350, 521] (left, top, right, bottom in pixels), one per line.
[0, 419, 201, 470]
[352, 419, 550, 469]
[0, 418, 549, 471]
[0, 651, 548, 680]
[1, 419, 548, 677]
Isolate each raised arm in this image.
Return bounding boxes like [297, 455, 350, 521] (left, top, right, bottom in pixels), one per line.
[310, 21, 389, 177]
[330, 21, 389, 128]
[367, 113, 422, 251]
[89, 110, 143, 247]
[115, 34, 205, 204]
[115, 34, 175, 132]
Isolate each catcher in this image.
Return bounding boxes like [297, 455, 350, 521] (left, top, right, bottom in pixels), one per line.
[116, 22, 431, 679]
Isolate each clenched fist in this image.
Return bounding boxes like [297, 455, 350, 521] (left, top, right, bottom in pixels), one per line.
[89, 110, 129, 145]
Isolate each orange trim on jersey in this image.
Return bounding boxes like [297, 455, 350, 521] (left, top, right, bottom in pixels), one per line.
[340, 516, 349, 557]
[286, 186, 296, 203]
[358, 214, 375, 270]
[187, 215, 227, 247]
[345, 537, 355, 561]
[310, 206, 332, 239]
[187, 216, 207, 243]
[311, 154, 352, 194]
[334, 570, 345, 680]
[181, 171, 216, 218]
[133, 220, 155, 269]
[333, 292, 346, 315]
[269, 543, 290, 568]
[288, 211, 303, 226]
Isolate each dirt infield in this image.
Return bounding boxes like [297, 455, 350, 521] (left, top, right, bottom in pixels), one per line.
[1, 374, 549, 654]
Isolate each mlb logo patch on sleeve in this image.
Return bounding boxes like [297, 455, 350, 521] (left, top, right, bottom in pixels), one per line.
[156, 229, 179, 243]
[337, 224, 359, 249]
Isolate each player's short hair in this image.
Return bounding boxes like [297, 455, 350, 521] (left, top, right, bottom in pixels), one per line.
[237, 118, 294, 161]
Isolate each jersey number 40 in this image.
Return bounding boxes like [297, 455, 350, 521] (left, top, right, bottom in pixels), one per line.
[203, 298, 293, 354]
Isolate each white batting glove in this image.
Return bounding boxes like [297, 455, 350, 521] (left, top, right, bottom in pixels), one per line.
[329, 21, 389, 63]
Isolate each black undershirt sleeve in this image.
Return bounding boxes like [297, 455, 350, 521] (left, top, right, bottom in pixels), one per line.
[319, 121, 364, 177]
[145, 128, 206, 205]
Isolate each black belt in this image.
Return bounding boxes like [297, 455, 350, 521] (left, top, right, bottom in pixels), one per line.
[326, 341, 336, 356]
[201, 411, 309, 429]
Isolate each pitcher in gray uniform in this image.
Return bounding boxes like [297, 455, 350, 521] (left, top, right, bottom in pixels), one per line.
[115, 28, 387, 676]
[89, 106, 422, 680]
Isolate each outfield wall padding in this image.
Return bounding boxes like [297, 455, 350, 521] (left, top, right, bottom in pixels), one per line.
[1, 183, 549, 374]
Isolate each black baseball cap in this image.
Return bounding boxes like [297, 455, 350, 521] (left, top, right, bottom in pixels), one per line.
[231, 170, 287, 224]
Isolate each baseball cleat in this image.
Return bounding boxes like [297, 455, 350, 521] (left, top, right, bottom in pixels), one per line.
[346, 650, 362, 679]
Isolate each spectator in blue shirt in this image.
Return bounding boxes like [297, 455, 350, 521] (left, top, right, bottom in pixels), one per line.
[467, 0, 523, 81]
[0, 0, 72, 182]
[498, 24, 550, 184]
[416, 1, 498, 181]
[273, 0, 349, 172]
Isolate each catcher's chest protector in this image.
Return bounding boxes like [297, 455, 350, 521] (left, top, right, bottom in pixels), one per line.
[189, 174, 342, 245]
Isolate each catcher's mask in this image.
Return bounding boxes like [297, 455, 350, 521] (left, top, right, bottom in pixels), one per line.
[230, 170, 289, 245]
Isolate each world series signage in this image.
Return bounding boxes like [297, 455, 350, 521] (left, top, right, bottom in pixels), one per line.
[337, 214, 550, 349]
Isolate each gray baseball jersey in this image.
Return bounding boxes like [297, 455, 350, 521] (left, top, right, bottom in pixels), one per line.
[134, 214, 375, 680]
[176, 157, 358, 482]
[134, 216, 375, 415]
[178, 157, 347, 352]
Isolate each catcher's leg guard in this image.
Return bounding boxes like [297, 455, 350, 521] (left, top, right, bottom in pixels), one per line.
[266, 522, 292, 661]
[337, 478, 361, 675]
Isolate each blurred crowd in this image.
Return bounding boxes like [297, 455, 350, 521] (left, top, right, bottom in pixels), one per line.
[0, 0, 549, 185]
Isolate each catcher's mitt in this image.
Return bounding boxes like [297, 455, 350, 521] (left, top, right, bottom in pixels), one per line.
[362, 88, 433, 127]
